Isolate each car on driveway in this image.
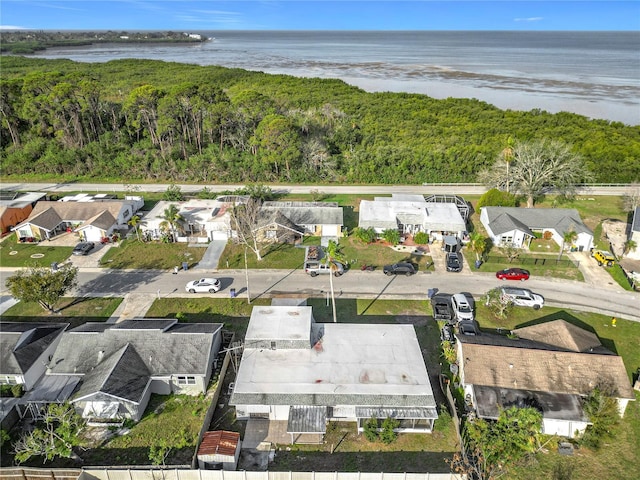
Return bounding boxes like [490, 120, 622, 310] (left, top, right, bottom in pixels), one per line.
[72, 242, 95, 256]
[383, 262, 416, 276]
[445, 252, 462, 272]
[185, 278, 221, 293]
[458, 319, 480, 336]
[451, 293, 474, 321]
[496, 268, 530, 281]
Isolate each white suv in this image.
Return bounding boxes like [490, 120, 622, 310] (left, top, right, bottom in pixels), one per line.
[500, 287, 544, 309]
[451, 293, 474, 321]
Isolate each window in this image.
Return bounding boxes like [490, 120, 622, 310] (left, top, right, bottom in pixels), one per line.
[176, 376, 196, 385]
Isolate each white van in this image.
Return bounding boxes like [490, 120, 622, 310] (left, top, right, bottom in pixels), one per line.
[451, 293, 474, 321]
[500, 287, 544, 309]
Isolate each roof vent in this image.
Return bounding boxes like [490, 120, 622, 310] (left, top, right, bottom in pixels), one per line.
[97, 350, 105, 363]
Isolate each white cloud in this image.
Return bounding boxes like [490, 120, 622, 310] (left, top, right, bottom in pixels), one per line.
[514, 17, 544, 22]
[0, 25, 27, 30]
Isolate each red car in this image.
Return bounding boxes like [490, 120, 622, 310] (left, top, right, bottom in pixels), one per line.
[496, 268, 530, 281]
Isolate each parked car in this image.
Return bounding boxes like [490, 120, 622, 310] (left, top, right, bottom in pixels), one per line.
[445, 252, 462, 272]
[305, 260, 345, 277]
[440, 324, 455, 343]
[500, 287, 545, 309]
[185, 278, 221, 293]
[458, 320, 480, 336]
[431, 293, 454, 323]
[451, 293, 474, 321]
[383, 262, 416, 276]
[496, 268, 530, 281]
[72, 241, 95, 256]
[590, 248, 616, 267]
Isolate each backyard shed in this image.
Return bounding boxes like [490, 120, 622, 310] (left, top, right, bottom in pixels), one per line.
[197, 430, 241, 470]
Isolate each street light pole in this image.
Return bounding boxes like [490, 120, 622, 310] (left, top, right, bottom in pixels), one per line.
[244, 246, 251, 304]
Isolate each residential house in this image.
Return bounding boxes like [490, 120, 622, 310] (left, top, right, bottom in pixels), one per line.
[141, 197, 248, 242]
[0, 322, 68, 391]
[256, 201, 344, 244]
[0, 191, 48, 235]
[197, 430, 242, 470]
[627, 207, 640, 260]
[46, 319, 223, 421]
[480, 206, 593, 251]
[456, 320, 635, 438]
[358, 194, 466, 241]
[13, 195, 143, 243]
[230, 304, 437, 444]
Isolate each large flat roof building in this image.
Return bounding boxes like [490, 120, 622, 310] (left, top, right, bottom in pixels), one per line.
[231, 305, 437, 443]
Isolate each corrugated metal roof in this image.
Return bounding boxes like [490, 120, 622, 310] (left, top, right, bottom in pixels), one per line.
[287, 406, 327, 433]
[197, 430, 240, 457]
[355, 406, 438, 419]
[22, 375, 80, 403]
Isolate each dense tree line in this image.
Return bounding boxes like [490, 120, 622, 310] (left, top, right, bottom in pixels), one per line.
[1, 56, 639, 184]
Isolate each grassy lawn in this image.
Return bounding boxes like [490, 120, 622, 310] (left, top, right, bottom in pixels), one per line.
[80, 393, 212, 466]
[463, 250, 584, 282]
[99, 239, 205, 269]
[1, 296, 122, 328]
[0, 235, 74, 268]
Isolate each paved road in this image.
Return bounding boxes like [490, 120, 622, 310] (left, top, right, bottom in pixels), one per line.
[1, 182, 634, 196]
[3, 267, 634, 322]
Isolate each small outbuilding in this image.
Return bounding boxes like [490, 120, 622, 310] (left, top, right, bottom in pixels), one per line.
[197, 430, 241, 470]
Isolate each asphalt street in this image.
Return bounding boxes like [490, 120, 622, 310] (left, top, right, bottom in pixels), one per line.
[3, 267, 634, 322]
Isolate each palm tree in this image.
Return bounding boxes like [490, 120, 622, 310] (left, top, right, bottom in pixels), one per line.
[623, 239, 637, 257]
[468, 232, 487, 263]
[501, 136, 515, 194]
[324, 240, 346, 324]
[128, 214, 142, 242]
[160, 204, 184, 242]
[559, 229, 578, 260]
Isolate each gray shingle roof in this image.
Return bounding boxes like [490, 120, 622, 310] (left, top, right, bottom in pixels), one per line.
[632, 207, 640, 233]
[16, 201, 126, 231]
[73, 344, 151, 403]
[484, 207, 592, 236]
[513, 320, 605, 353]
[49, 321, 223, 378]
[0, 323, 68, 375]
[261, 202, 343, 226]
[231, 392, 436, 408]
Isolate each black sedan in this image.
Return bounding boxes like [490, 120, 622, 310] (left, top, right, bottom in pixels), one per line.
[445, 252, 462, 272]
[72, 241, 95, 256]
[383, 262, 416, 276]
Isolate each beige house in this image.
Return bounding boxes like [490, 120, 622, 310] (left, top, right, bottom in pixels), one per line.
[456, 320, 634, 438]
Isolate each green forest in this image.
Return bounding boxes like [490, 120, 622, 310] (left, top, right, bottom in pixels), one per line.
[1, 55, 639, 184]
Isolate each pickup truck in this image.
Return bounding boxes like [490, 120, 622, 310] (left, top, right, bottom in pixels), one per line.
[431, 293, 454, 323]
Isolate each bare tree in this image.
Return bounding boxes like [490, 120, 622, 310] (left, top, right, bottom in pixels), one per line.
[622, 182, 640, 212]
[479, 139, 593, 208]
[229, 198, 264, 261]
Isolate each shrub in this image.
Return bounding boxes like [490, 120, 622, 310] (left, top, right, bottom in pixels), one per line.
[363, 417, 379, 442]
[163, 183, 184, 201]
[382, 229, 401, 245]
[413, 232, 429, 244]
[11, 384, 24, 398]
[380, 417, 400, 444]
[353, 227, 377, 244]
[477, 188, 518, 209]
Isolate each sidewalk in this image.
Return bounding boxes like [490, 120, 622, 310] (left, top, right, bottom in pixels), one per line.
[107, 292, 157, 323]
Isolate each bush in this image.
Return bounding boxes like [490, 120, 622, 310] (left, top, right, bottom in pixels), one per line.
[163, 183, 184, 201]
[477, 188, 518, 209]
[363, 417, 379, 442]
[11, 384, 24, 398]
[353, 227, 377, 244]
[382, 229, 401, 245]
[380, 417, 400, 444]
[413, 231, 429, 244]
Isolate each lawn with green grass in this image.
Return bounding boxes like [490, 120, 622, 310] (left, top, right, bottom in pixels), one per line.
[0, 235, 74, 268]
[80, 393, 212, 466]
[1, 296, 122, 328]
[99, 239, 205, 269]
[463, 250, 584, 281]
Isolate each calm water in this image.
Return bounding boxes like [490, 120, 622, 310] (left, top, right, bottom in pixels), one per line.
[33, 31, 640, 125]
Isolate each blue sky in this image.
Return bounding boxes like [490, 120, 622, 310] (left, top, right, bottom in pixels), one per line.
[1, 1, 639, 31]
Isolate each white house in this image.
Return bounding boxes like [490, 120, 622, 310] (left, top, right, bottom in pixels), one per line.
[141, 199, 243, 242]
[257, 201, 344, 244]
[230, 304, 438, 444]
[480, 206, 593, 251]
[358, 194, 466, 241]
[627, 207, 640, 260]
[456, 320, 635, 438]
[0, 323, 68, 391]
[46, 319, 223, 421]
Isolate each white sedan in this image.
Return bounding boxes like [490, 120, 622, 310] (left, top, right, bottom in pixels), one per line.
[185, 278, 221, 293]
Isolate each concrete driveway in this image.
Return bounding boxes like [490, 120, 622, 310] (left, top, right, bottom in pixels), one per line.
[569, 251, 626, 291]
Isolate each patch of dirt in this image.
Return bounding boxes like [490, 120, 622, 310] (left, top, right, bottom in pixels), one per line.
[602, 219, 629, 257]
[396, 315, 429, 327]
